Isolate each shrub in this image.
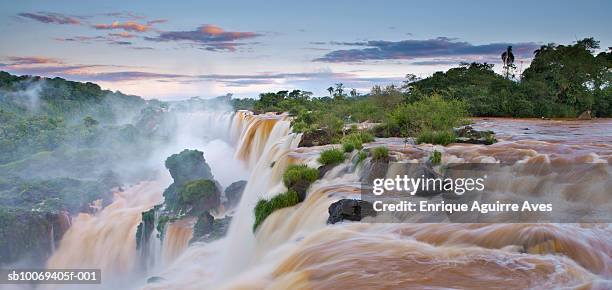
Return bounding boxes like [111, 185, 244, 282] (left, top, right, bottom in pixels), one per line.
[341, 132, 375, 152]
[180, 179, 218, 203]
[386, 94, 468, 137]
[178, 179, 220, 213]
[429, 150, 442, 165]
[342, 141, 355, 153]
[282, 164, 319, 189]
[253, 189, 299, 231]
[372, 147, 389, 161]
[416, 130, 456, 145]
[318, 149, 346, 166]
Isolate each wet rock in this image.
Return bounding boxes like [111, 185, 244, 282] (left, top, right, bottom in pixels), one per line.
[146, 276, 164, 283]
[191, 211, 215, 240]
[327, 199, 377, 224]
[291, 179, 313, 202]
[578, 110, 592, 120]
[136, 207, 158, 250]
[360, 159, 390, 184]
[190, 216, 232, 243]
[454, 125, 497, 145]
[317, 164, 336, 179]
[223, 180, 247, 209]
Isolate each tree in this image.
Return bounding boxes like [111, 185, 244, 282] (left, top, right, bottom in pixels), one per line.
[534, 43, 556, 57]
[501, 46, 515, 79]
[334, 83, 345, 100]
[522, 38, 608, 117]
[350, 88, 358, 97]
[401, 73, 420, 93]
[327, 86, 334, 97]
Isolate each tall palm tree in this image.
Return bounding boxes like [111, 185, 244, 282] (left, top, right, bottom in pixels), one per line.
[327, 86, 334, 97]
[501, 46, 515, 79]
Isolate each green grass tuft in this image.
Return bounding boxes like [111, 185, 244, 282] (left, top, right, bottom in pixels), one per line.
[356, 150, 368, 164]
[342, 142, 355, 153]
[416, 130, 456, 145]
[429, 150, 442, 165]
[371, 146, 389, 161]
[253, 189, 299, 231]
[282, 164, 319, 189]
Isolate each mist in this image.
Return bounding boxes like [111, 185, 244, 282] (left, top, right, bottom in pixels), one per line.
[0, 72, 246, 268]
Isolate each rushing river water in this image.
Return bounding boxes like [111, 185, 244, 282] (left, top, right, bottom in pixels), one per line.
[43, 114, 611, 290]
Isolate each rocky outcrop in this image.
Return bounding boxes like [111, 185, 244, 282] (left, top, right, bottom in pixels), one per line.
[162, 149, 221, 214]
[223, 180, 247, 209]
[0, 210, 71, 266]
[298, 129, 333, 147]
[360, 159, 390, 184]
[327, 199, 377, 224]
[137, 149, 223, 265]
[165, 149, 214, 185]
[454, 125, 497, 145]
[317, 164, 336, 179]
[578, 110, 592, 120]
[190, 215, 232, 243]
[191, 211, 214, 240]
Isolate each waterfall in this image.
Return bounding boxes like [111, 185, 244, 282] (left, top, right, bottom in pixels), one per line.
[46, 180, 167, 278]
[44, 115, 612, 290]
[221, 114, 301, 278]
[161, 218, 195, 265]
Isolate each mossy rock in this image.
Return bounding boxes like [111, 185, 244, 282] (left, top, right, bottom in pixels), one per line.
[165, 149, 213, 186]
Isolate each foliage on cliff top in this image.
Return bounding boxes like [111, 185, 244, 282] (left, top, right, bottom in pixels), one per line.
[253, 189, 299, 232]
[318, 149, 346, 166]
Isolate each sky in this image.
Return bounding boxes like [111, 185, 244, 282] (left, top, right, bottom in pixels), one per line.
[0, 0, 610, 100]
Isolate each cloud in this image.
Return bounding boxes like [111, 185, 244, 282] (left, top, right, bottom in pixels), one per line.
[145, 24, 261, 51]
[5, 56, 61, 65]
[314, 37, 540, 63]
[55, 33, 141, 47]
[109, 32, 137, 38]
[102, 11, 144, 19]
[55, 36, 106, 43]
[1, 56, 402, 95]
[18, 12, 81, 25]
[93, 21, 153, 32]
[410, 59, 466, 66]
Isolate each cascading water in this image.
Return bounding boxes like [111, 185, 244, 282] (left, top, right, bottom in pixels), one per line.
[44, 109, 249, 287]
[45, 114, 612, 290]
[46, 180, 167, 281]
[144, 117, 612, 290]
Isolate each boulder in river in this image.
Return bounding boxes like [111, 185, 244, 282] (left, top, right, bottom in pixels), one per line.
[454, 125, 497, 145]
[327, 199, 377, 224]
